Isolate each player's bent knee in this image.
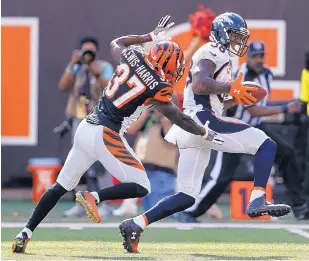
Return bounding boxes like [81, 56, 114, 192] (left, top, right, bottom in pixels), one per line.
[177, 192, 196, 209]
[134, 183, 149, 197]
[56, 173, 78, 192]
[178, 182, 200, 200]
[134, 176, 151, 195]
[49, 182, 68, 197]
[259, 138, 277, 154]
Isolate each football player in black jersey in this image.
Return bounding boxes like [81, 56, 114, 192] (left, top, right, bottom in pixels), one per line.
[12, 15, 224, 253]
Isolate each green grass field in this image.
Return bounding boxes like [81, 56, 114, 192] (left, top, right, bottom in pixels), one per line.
[2, 200, 309, 260]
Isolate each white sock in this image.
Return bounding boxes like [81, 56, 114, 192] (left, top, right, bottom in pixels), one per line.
[249, 189, 265, 202]
[22, 228, 32, 238]
[90, 192, 100, 204]
[133, 215, 148, 229]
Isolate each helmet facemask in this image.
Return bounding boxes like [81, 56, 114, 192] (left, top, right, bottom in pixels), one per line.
[168, 59, 185, 82]
[226, 29, 249, 57]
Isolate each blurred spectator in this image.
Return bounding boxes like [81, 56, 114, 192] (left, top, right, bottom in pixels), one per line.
[181, 41, 309, 222]
[300, 49, 309, 195]
[57, 36, 114, 217]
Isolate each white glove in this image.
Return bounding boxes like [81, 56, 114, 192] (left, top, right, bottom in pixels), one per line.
[203, 121, 225, 145]
[149, 15, 174, 42]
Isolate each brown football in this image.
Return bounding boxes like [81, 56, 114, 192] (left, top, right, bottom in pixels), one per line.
[243, 81, 267, 104]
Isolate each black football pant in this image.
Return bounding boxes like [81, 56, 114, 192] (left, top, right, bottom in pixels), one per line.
[186, 123, 307, 218]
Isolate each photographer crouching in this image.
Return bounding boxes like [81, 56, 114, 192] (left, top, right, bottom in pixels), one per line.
[57, 36, 114, 217]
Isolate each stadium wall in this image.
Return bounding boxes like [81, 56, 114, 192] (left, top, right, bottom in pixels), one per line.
[1, 0, 309, 184]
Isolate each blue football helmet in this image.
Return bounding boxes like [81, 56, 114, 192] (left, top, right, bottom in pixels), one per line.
[210, 12, 250, 57]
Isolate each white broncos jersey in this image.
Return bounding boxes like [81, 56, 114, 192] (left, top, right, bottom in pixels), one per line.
[183, 42, 232, 116]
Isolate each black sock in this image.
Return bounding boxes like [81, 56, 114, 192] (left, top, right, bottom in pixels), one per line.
[26, 183, 67, 232]
[144, 192, 195, 224]
[97, 183, 148, 202]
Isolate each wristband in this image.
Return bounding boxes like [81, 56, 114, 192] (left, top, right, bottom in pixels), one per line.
[66, 64, 80, 76]
[281, 105, 288, 113]
[149, 32, 155, 41]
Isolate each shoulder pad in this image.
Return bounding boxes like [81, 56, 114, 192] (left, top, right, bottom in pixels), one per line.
[194, 42, 229, 73]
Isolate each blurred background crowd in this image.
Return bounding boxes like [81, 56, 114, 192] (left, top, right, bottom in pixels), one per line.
[2, 0, 309, 221]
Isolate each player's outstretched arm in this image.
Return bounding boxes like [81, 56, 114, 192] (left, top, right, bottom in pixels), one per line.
[110, 15, 174, 61]
[151, 100, 206, 136]
[110, 34, 152, 61]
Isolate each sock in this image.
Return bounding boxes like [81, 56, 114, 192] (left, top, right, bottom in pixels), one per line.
[26, 183, 67, 232]
[253, 138, 276, 188]
[144, 192, 195, 225]
[22, 227, 33, 238]
[97, 183, 148, 202]
[90, 192, 100, 204]
[250, 187, 266, 202]
[133, 214, 149, 229]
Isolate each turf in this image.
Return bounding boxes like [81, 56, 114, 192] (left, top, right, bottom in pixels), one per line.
[2, 201, 309, 260]
[2, 241, 309, 260]
[2, 228, 309, 260]
[2, 228, 308, 243]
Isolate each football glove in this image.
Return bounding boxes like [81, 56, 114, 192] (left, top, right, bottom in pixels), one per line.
[149, 15, 174, 42]
[229, 72, 258, 105]
[203, 121, 224, 145]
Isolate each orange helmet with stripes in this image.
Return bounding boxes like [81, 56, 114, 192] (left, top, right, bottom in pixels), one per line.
[147, 41, 185, 82]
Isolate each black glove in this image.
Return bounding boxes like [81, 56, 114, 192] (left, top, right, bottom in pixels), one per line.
[53, 118, 74, 138]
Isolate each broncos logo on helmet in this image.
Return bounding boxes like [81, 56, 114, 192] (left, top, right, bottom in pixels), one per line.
[147, 41, 185, 82]
[210, 12, 250, 57]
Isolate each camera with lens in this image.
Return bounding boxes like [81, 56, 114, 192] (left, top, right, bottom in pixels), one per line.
[79, 49, 96, 64]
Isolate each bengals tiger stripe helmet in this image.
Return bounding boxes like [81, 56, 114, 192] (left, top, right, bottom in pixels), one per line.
[147, 41, 185, 82]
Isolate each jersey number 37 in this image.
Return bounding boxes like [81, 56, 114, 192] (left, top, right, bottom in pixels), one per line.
[105, 63, 146, 108]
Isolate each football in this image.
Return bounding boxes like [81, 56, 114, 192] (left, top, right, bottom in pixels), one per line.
[243, 81, 267, 104]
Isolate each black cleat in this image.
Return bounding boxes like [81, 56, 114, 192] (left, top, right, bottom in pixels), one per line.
[119, 219, 143, 253]
[247, 195, 291, 218]
[11, 231, 30, 253]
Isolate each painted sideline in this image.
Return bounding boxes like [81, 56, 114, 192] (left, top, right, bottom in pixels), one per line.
[2, 222, 309, 229]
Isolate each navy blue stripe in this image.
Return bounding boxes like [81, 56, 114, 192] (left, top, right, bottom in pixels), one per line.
[193, 94, 212, 111]
[214, 62, 229, 79]
[196, 110, 249, 133]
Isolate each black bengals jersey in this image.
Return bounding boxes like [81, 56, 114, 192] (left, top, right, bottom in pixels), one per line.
[86, 45, 173, 132]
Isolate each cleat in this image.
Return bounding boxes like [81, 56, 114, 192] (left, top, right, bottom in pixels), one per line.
[247, 195, 291, 218]
[119, 219, 143, 253]
[75, 191, 102, 223]
[11, 232, 30, 253]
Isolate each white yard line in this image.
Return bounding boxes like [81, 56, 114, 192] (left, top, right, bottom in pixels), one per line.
[286, 228, 309, 240]
[2, 222, 309, 230]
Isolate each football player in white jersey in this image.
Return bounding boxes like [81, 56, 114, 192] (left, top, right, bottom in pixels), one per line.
[119, 12, 291, 253]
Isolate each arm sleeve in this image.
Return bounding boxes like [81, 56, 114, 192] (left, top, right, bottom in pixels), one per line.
[153, 85, 174, 103]
[300, 69, 309, 102]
